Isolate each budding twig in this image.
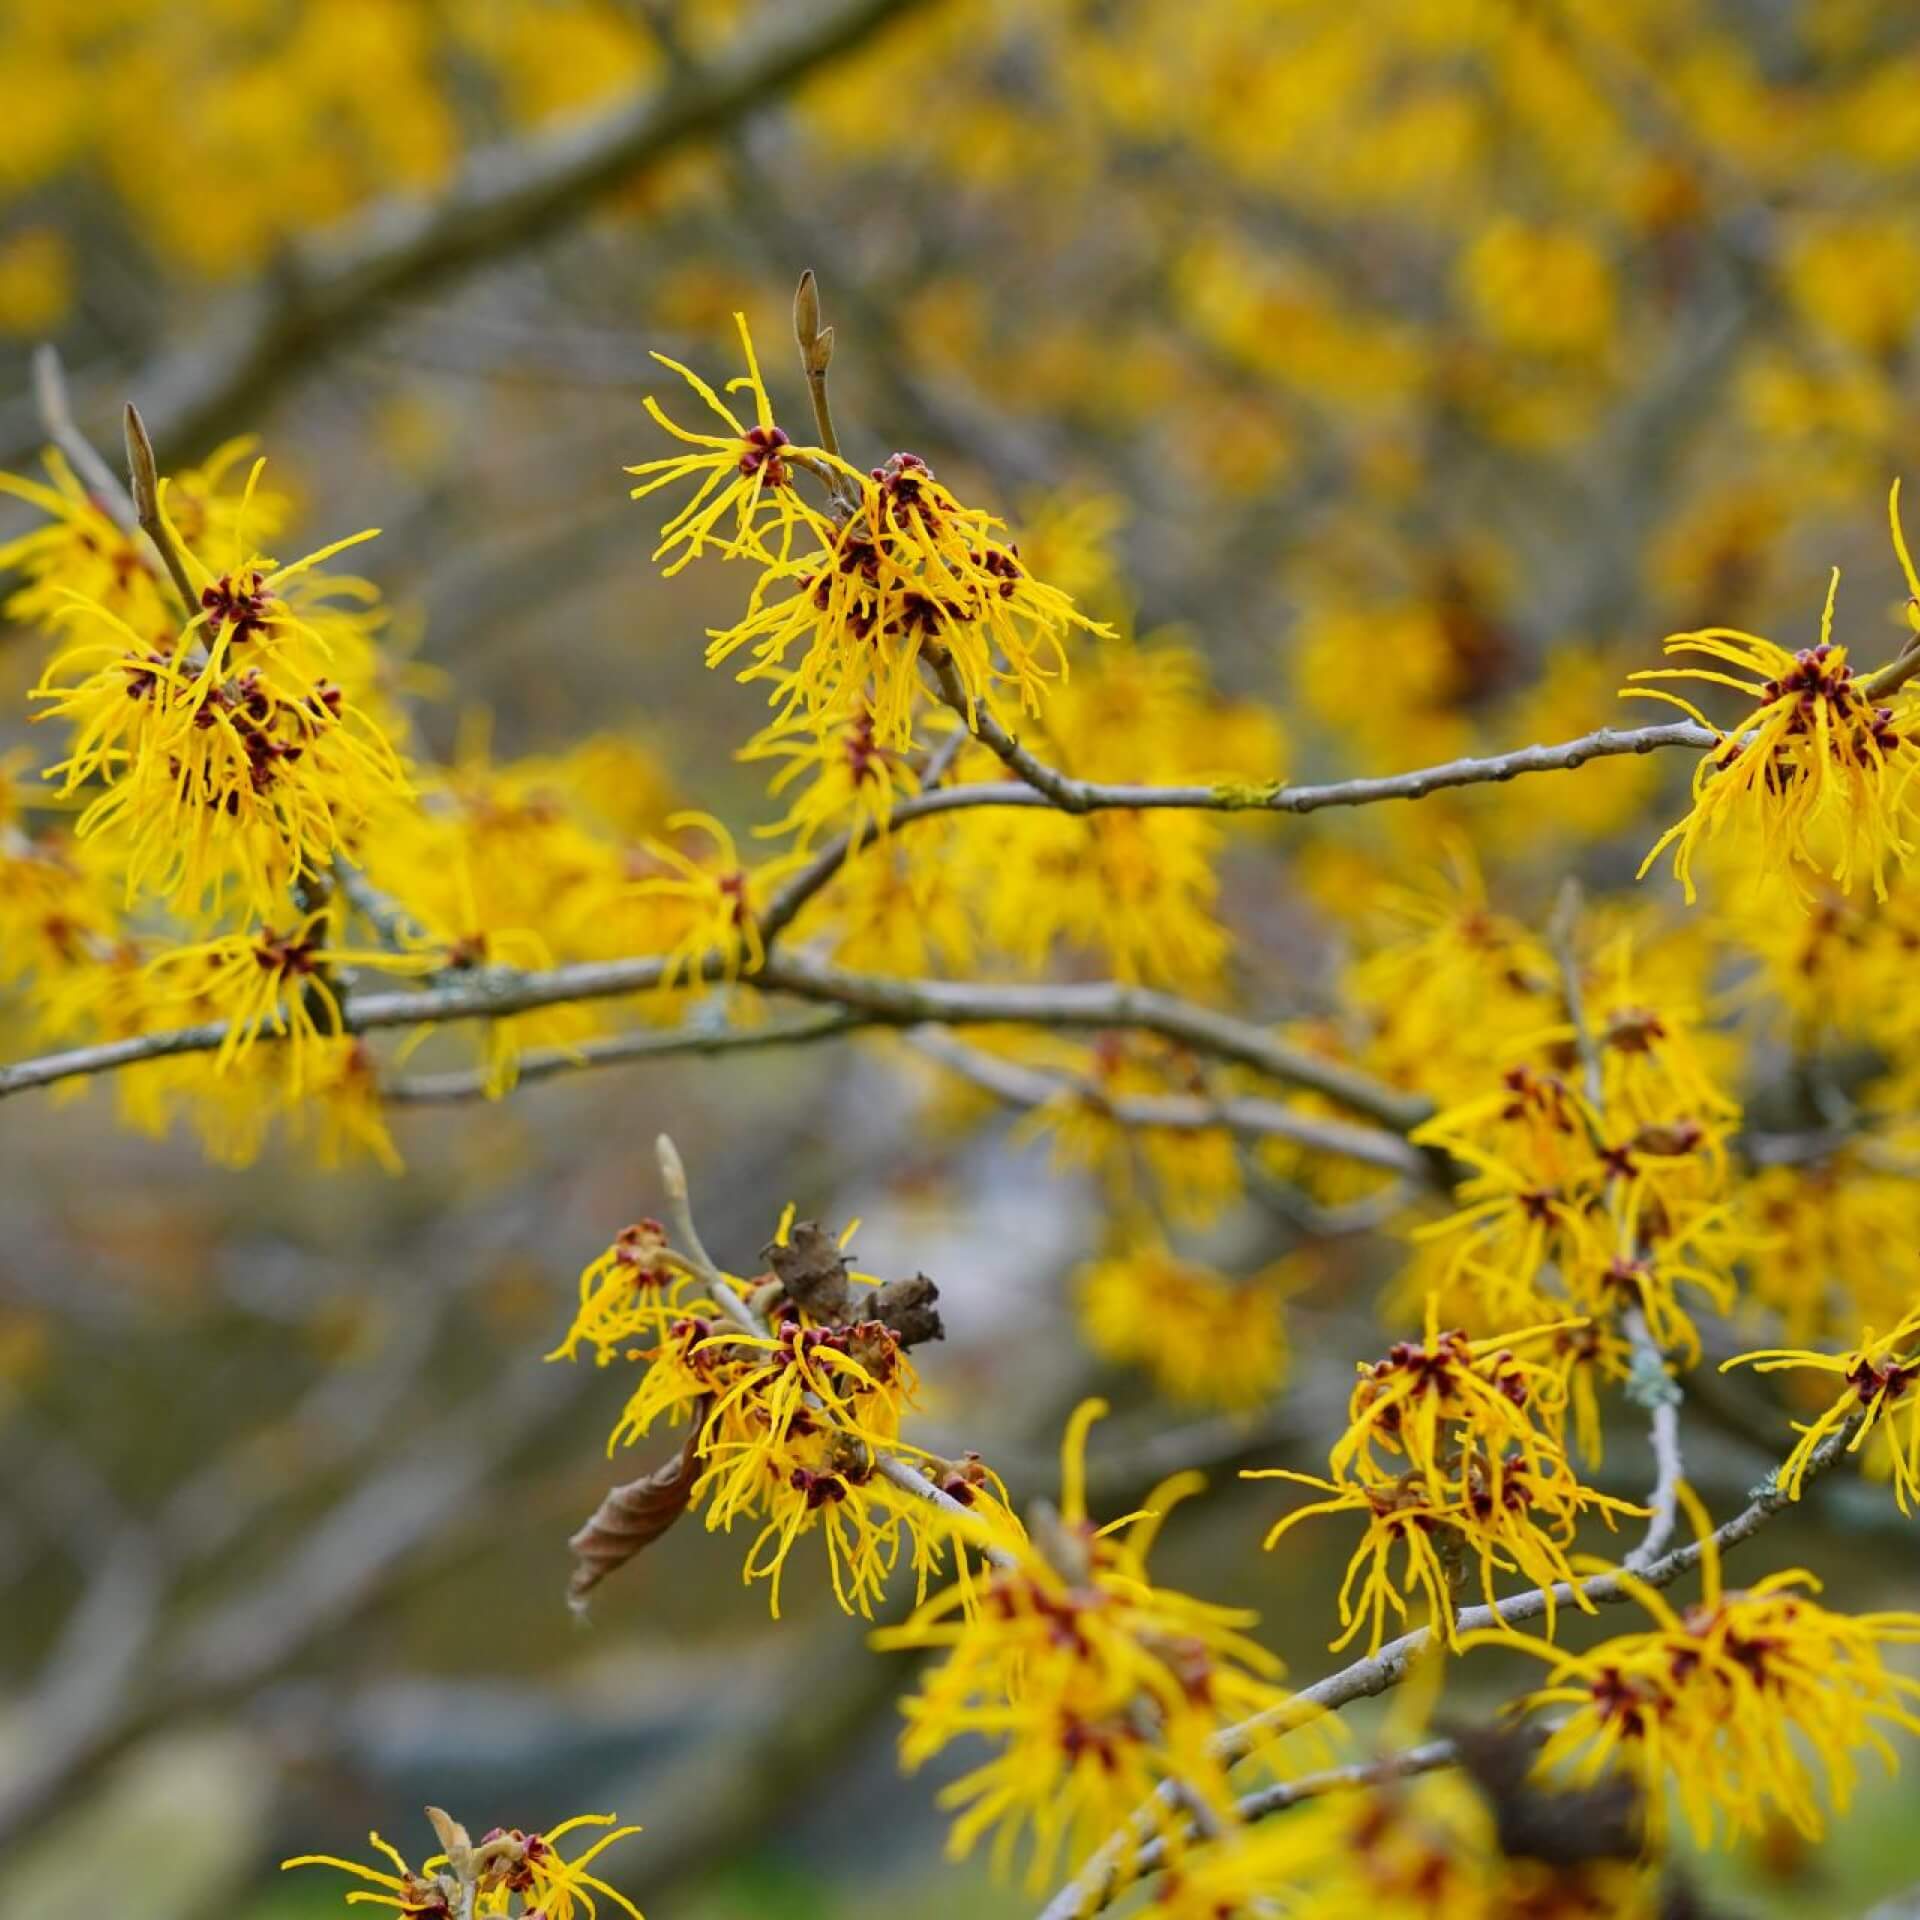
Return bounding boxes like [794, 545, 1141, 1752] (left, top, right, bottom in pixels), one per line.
[792, 268, 861, 515]
[654, 1132, 758, 1335]
[122, 403, 201, 618]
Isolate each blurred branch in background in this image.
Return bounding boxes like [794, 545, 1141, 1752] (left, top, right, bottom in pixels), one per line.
[0, 0, 932, 471]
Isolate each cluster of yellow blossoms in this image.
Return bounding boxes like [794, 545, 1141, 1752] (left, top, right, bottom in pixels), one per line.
[549, 1206, 1013, 1618]
[632, 315, 1103, 761]
[877, 1400, 1326, 1892]
[1467, 1490, 1920, 1848]
[1408, 929, 1741, 1453]
[1248, 1302, 1641, 1654]
[1627, 489, 1920, 904]
[285, 1808, 642, 1919]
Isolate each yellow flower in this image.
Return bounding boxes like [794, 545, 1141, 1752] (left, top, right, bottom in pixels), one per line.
[711, 449, 1105, 752]
[1626, 484, 1920, 903]
[632, 316, 1104, 755]
[29, 486, 410, 917]
[630, 809, 802, 985]
[1339, 849, 1555, 1106]
[1244, 1301, 1642, 1651]
[1737, 1149, 1920, 1344]
[1076, 1237, 1296, 1411]
[1724, 1303, 1920, 1514]
[626, 310, 837, 576]
[285, 1038, 405, 1176]
[1407, 932, 1745, 1404]
[283, 1810, 642, 1918]
[553, 1208, 1011, 1617]
[1462, 1488, 1920, 1847]
[876, 1399, 1319, 1891]
[145, 915, 429, 1094]
[741, 688, 924, 851]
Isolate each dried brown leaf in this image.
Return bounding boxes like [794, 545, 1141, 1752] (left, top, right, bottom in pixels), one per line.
[765, 1221, 853, 1319]
[566, 1416, 705, 1609]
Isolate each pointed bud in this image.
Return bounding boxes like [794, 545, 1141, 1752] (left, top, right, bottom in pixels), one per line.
[123, 403, 160, 525]
[793, 269, 821, 354]
[423, 1806, 474, 1881]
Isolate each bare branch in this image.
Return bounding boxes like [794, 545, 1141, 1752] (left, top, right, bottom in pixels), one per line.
[792, 268, 859, 511]
[914, 702, 1715, 822]
[0, 712, 1723, 1133]
[1622, 1309, 1685, 1570]
[1126, 1740, 1461, 1889]
[904, 1027, 1435, 1180]
[0, 949, 1426, 1149]
[759, 721, 1717, 944]
[757, 955, 1433, 1132]
[33, 0, 932, 466]
[30, 346, 135, 530]
[382, 1008, 866, 1102]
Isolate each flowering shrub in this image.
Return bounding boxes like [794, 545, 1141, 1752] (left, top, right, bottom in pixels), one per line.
[7, 9, 1920, 1915]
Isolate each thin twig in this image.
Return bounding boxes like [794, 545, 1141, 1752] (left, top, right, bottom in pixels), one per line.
[873, 1454, 1018, 1570]
[0, 950, 1428, 1156]
[792, 269, 859, 513]
[919, 702, 1715, 822]
[332, 859, 433, 957]
[30, 347, 135, 530]
[0, 718, 1728, 1130]
[904, 1028, 1435, 1180]
[759, 721, 1718, 944]
[1128, 1740, 1460, 1888]
[654, 1133, 757, 1335]
[1860, 643, 1920, 703]
[756, 957, 1431, 1132]
[1548, 892, 1682, 1563]
[922, 644, 1093, 810]
[1623, 1308, 1685, 1570]
[6, 0, 933, 469]
[383, 1008, 867, 1102]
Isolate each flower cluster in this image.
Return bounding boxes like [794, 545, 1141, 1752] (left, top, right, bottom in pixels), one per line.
[1407, 929, 1742, 1455]
[32, 493, 408, 916]
[1627, 484, 1920, 903]
[550, 1209, 1011, 1616]
[284, 1808, 642, 1918]
[1246, 1300, 1642, 1652]
[876, 1399, 1321, 1891]
[1466, 1490, 1920, 1845]
[633, 315, 1104, 758]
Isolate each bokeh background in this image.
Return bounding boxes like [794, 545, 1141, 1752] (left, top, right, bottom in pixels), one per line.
[3, 2, 1920, 1915]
